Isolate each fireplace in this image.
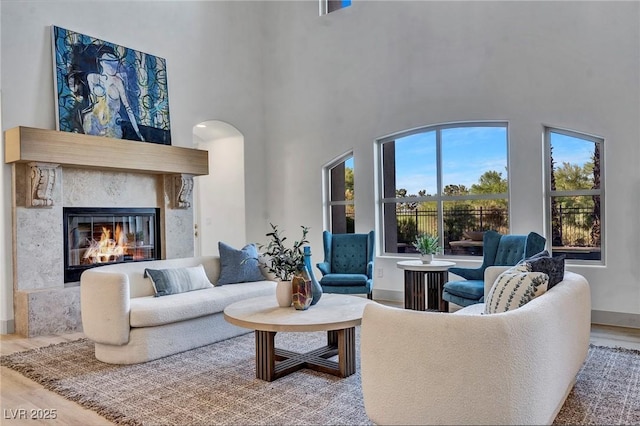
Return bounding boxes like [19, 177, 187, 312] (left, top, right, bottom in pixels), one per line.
[63, 207, 161, 282]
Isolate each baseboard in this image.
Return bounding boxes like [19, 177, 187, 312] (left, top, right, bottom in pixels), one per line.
[1, 319, 15, 334]
[372, 289, 403, 304]
[591, 310, 640, 329]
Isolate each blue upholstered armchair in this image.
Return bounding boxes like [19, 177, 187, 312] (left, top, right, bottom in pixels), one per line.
[442, 230, 546, 307]
[316, 230, 375, 299]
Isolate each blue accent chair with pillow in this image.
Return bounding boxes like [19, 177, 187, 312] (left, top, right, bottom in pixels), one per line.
[316, 230, 375, 299]
[442, 230, 546, 307]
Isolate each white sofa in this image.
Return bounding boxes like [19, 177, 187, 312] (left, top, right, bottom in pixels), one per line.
[80, 256, 276, 364]
[361, 266, 591, 425]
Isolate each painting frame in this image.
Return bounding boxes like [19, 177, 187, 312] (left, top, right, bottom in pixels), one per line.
[51, 26, 172, 145]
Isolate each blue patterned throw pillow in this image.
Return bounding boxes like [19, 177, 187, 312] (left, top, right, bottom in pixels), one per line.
[217, 242, 265, 285]
[145, 264, 213, 297]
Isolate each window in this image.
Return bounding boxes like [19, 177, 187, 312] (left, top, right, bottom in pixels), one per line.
[325, 154, 355, 234]
[320, 0, 351, 15]
[378, 123, 508, 256]
[544, 127, 603, 262]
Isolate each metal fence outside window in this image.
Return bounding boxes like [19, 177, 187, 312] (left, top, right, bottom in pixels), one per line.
[396, 206, 597, 249]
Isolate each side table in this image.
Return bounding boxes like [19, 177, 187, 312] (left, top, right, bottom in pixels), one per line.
[396, 260, 456, 312]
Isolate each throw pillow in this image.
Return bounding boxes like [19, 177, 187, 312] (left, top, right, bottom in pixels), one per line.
[145, 264, 213, 297]
[484, 265, 549, 314]
[217, 242, 265, 285]
[517, 250, 550, 265]
[527, 255, 565, 289]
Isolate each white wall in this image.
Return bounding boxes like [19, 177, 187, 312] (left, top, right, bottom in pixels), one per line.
[0, 88, 10, 333]
[194, 121, 247, 256]
[0, 0, 269, 330]
[0, 3, 11, 333]
[259, 1, 640, 319]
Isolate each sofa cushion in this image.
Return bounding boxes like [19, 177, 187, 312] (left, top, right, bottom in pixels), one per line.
[320, 273, 368, 286]
[129, 280, 276, 327]
[443, 279, 485, 300]
[145, 264, 213, 297]
[217, 242, 265, 285]
[484, 264, 549, 314]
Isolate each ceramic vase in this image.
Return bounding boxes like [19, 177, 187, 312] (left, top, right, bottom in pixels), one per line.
[276, 280, 293, 307]
[303, 246, 323, 305]
[291, 267, 312, 310]
[420, 253, 433, 264]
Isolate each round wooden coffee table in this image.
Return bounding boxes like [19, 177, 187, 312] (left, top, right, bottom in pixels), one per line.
[224, 293, 374, 381]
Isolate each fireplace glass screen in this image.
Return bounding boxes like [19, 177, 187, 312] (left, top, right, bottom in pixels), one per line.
[64, 207, 160, 282]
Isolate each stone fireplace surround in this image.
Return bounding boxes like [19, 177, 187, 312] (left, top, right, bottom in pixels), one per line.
[6, 127, 208, 337]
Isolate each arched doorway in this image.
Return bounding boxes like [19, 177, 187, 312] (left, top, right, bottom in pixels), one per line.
[193, 120, 246, 256]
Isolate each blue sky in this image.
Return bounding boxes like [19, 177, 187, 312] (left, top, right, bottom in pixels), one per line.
[343, 128, 594, 196]
[550, 133, 595, 168]
[395, 127, 508, 195]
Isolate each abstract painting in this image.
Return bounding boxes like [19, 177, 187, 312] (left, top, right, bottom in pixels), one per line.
[51, 26, 171, 145]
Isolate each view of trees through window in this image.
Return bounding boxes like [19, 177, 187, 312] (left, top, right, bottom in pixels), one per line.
[330, 124, 602, 261]
[380, 124, 508, 256]
[328, 156, 354, 234]
[546, 128, 603, 261]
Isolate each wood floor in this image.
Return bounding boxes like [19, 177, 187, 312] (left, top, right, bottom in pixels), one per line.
[1, 324, 639, 426]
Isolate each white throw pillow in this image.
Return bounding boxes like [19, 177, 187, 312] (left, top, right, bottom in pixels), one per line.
[484, 264, 549, 314]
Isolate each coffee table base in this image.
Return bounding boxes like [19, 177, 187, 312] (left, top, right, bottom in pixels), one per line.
[255, 327, 356, 381]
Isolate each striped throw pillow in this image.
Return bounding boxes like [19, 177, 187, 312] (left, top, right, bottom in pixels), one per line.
[145, 264, 213, 297]
[484, 264, 549, 314]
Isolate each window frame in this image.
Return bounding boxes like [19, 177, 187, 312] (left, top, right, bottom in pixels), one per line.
[376, 121, 510, 257]
[320, 0, 352, 15]
[323, 151, 355, 234]
[543, 126, 605, 264]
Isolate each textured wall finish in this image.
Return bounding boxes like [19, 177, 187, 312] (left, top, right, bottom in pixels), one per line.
[163, 175, 194, 259]
[15, 163, 63, 292]
[63, 168, 159, 207]
[16, 287, 81, 337]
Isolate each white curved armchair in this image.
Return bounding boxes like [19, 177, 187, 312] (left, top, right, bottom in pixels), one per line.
[360, 268, 591, 425]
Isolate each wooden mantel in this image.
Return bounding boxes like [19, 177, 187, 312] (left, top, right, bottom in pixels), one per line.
[4, 126, 208, 176]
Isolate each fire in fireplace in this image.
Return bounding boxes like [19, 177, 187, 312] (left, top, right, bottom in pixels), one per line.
[63, 207, 161, 282]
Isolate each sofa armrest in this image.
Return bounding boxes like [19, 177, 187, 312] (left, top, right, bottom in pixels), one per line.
[484, 266, 510, 297]
[80, 270, 131, 345]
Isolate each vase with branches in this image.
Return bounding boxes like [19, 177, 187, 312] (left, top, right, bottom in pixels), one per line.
[259, 223, 312, 309]
[260, 223, 309, 281]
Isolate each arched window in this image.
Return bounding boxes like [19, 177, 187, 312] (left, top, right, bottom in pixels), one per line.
[544, 127, 604, 262]
[324, 153, 355, 234]
[320, 0, 351, 15]
[377, 122, 509, 256]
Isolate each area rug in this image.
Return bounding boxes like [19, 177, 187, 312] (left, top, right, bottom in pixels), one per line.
[2, 331, 639, 426]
